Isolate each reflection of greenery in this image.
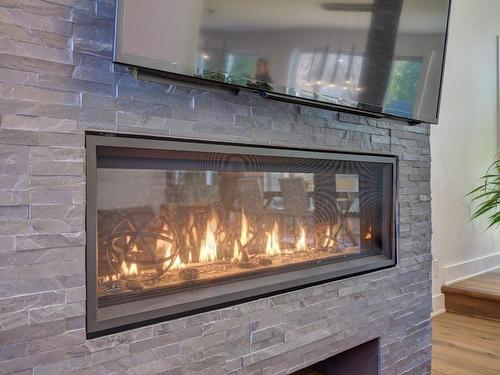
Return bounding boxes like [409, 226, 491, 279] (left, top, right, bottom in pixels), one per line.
[227, 54, 256, 84]
[198, 51, 274, 92]
[387, 60, 422, 103]
[198, 70, 273, 91]
[246, 80, 273, 91]
[226, 75, 248, 86]
[200, 71, 228, 82]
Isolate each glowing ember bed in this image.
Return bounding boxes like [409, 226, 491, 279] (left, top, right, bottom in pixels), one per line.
[86, 133, 397, 336]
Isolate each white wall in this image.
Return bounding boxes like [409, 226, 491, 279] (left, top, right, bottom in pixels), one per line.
[431, 0, 500, 314]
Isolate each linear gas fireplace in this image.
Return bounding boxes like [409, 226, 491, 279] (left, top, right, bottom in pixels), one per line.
[86, 134, 397, 336]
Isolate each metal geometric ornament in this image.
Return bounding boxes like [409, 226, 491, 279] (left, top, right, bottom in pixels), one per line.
[106, 214, 179, 281]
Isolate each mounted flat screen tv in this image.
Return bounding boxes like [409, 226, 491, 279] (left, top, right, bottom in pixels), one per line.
[113, 0, 450, 124]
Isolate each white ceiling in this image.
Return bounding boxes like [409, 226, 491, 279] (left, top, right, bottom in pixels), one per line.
[201, 0, 449, 33]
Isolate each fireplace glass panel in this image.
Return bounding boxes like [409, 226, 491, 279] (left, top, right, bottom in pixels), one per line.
[87, 135, 396, 335]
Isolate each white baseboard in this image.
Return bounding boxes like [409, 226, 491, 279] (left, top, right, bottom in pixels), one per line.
[443, 251, 500, 285]
[432, 293, 446, 317]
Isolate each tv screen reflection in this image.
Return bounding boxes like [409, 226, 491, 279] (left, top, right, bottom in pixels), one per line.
[115, 0, 450, 123]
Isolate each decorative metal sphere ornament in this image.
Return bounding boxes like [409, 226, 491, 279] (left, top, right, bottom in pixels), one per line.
[106, 214, 179, 282]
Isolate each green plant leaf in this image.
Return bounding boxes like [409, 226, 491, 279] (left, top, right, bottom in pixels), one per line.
[467, 159, 500, 229]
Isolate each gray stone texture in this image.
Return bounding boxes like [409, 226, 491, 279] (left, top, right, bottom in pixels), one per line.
[0, 0, 433, 373]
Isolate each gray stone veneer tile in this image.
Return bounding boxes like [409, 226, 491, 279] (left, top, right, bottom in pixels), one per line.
[0, 0, 433, 373]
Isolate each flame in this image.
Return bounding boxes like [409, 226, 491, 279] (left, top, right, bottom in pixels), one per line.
[121, 261, 138, 275]
[152, 224, 184, 270]
[120, 261, 128, 274]
[321, 224, 340, 248]
[322, 226, 332, 248]
[170, 254, 185, 269]
[125, 236, 139, 252]
[120, 238, 140, 276]
[296, 225, 307, 251]
[199, 212, 218, 263]
[156, 225, 178, 270]
[230, 207, 249, 262]
[189, 214, 197, 239]
[191, 226, 198, 245]
[128, 262, 138, 275]
[232, 241, 242, 262]
[266, 221, 281, 256]
[365, 225, 372, 240]
[240, 207, 249, 247]
[184, 214, 198, 251]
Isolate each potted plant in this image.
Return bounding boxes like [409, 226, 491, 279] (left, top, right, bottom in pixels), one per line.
[467, 160, 500, 228]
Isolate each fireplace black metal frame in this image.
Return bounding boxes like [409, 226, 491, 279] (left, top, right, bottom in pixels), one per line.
[86, 132, 398, 338]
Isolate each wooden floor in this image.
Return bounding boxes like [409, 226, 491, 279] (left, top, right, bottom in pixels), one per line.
[441, 268, 500, 320]
[432, 312, 500, 374]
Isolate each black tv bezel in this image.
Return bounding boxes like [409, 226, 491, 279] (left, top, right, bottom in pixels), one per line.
[112, 0, 451, 125]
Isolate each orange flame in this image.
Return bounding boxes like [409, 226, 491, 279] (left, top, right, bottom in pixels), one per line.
[129, 262, 138, 275]
[120, 236, 139, 275]
[170, 254, 184, 269]
[121, 261, 138, 275]
[232, 207, 248, 262]
[126, 236, 139, 252]
[190, 214, 198, 241]
[199, 211, 218, 263]
[163, 245, 184, 270]
[365, 225, 372, 240]
[296, 225, 307, 251]
[322, 226, 332, 248]
[156, 225, 181, 270]
[240, 207, 249, 247]
[120, 262, 128, 274]
[184, 214, 198, 251]
[266, 221, 281, 256]
[322, 224, 339, 248]
[232, 241, 242, 262]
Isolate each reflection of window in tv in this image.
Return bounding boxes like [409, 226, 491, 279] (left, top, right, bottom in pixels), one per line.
[291, 50, 364, 103]
[384, 58, 424, 117]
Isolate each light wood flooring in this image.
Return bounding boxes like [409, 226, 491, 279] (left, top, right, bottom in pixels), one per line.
[432, 312, 500, 374]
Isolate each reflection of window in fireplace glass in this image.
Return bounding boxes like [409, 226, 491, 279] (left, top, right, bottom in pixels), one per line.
[95, 150, 392, 306]
[263, 173, 314, 210]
